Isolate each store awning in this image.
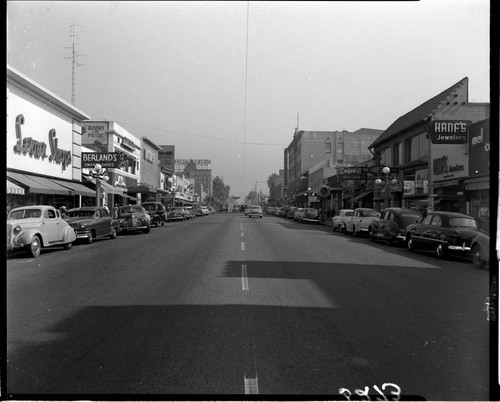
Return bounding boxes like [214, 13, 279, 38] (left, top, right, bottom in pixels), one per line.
[49, 178, 95, 197]
[465, 176, 489, 191]
[118, 193, 140, 201]
[350, 190, 373, 203]
[7, 180, 25, 195]
[7, 172, 72, 195]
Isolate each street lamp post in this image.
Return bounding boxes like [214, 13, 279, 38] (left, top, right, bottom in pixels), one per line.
[304, 187, 312, 208]
[90, 164, 109, 207]
[375, 166, 397, 209]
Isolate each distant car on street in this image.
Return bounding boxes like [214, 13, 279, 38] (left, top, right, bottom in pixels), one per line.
[142, 202, 167, 227]
[7, 205, 76, 257]
[406, 211, 483, 259]
[344, 208, 380, 237]
[117, 205, 151, 234]
[247, 205, 263, 218]
[167, 207, 188, 221]
[66, 206, 120, 243]
[331, 209, 354, 232]
[369, 207, 422, 246]
[298, 208, 321, 224]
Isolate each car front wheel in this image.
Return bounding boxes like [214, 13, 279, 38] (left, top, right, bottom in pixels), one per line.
[407, 235, 414, 251]
[27, 235, 42, 258]
[472, 244, 486, 268]
[142, 225, 150, 234]
[110, 228, 118, 239]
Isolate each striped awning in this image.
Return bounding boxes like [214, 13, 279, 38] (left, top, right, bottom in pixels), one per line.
[49, 178, 95, 197]
[7, 172, 72, 195]
[7, 180, 25, 195]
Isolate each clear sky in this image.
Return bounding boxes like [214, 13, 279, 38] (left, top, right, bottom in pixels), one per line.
[7, 1, 490, 198]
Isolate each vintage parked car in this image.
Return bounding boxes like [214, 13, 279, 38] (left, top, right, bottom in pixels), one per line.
[117, 205, 151, 234]
[369, 208, 422, 246]
[471, 232, 490, 268]
[167, 207, 188, 221]
[247, 205, 263, 218]
[142, 202, 167, 227]
[66, 206, 120, 244]
[7, 205, 76, 257]
[184, 206, 197, 219]
[287, 207, 298, 219]
[298, 208, 321, 224]
[294, 208, 306, 221]
[344, 208, 380, 237]
[406, 211, 483, 259]
[331, 209, 354, 232]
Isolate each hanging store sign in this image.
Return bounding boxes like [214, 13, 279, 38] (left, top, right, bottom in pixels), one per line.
[429, 120, 471, 144]
[82, 152, 135, 168]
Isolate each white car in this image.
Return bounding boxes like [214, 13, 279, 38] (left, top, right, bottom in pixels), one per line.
[344, 208, 380, 237]
[247, 205, 263, 218]
[7, 205, 76, 257]
[331, 209, 354, 232]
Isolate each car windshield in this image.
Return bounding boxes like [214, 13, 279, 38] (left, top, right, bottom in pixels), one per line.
[8, 208, 42, 220]
[358, 210, 378, 217]
[449, 217, 478, 228]
[67, 210, 96, 218]
[119, 207, 141, 214]
[143, 205, 157, 211]
[400, 213, 422, 226]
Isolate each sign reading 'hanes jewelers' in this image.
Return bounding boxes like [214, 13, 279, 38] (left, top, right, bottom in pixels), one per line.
[429, 120, 471, 144]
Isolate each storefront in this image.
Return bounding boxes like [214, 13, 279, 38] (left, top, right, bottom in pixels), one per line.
[7, 65, 92, 212]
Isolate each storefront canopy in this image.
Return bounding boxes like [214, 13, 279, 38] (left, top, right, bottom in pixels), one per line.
[7, 179, 25, 195]
[49, 178, 95, 197]
[7, 172, 72, 195]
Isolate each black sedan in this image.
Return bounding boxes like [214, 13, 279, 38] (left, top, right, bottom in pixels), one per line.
[369, 207, 422, 246]
[405, 211, 483, 259]
[66, 207, 120, 244]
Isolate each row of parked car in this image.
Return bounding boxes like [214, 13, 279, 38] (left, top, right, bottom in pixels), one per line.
[267, 206, 322, 224]
[6, 203, 212, 258]
[267, 205, 490, 269]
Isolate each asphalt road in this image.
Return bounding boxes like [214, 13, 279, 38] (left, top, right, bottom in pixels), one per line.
[6, 212, 491, 399]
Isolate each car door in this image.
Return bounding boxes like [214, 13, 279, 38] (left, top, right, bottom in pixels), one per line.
[411, 214, 433, 247]
[98, 208, 112, 236]
[376, 211, 389, 237]
[43, 208, 63, 243]
[422, 215, 443, 249]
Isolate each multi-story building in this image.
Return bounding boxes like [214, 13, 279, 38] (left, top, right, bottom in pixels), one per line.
[285, 129, 383, 206]
[268, 170, 285, 205]
[175, 159, 213, 200]
[81, 120, 142, 207]
[369, 77, 489, 213]
[127, 137, 162, 203]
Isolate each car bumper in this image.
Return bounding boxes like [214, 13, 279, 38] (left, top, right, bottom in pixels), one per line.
[74, 229, 92, 239]
[448, 244, 471, 252]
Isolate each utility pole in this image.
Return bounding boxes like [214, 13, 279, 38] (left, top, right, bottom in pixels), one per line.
[64, 25, 84, 105]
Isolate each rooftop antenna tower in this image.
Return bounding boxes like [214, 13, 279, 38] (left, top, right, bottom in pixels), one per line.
[64, 25, 85, 105]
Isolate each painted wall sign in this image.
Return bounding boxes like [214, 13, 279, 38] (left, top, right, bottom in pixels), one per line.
[13, 114, 72, 171]
[82, 121, 109, 152]
[429, 120, 471, 144]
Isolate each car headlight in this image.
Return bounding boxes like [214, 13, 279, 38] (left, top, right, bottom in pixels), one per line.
[80, 223, 87, 229]
[13, 225, 22, 234]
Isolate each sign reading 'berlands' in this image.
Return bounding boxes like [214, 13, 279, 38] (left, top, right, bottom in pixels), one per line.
[82, 152, 134, 168]
[429, 120, 471, 144]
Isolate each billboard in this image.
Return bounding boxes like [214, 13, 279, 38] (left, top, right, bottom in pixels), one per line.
[82, 121, 109, 152]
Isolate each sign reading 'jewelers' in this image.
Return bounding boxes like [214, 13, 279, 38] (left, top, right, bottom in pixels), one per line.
[429, 120, 471, 144]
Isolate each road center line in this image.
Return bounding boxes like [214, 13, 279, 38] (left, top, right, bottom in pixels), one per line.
[244, 376, 259, 394]
[241, 242, 246, 251]
[242, 264, 249, 291]
[241, 232, 244, 237]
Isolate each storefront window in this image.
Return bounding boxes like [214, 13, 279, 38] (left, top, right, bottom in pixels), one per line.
[393, 142, 402, 166]
[406, 133, 429, 162]
[379, 147, 392, 166]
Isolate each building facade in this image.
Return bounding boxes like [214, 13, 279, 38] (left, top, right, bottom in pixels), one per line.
[369, 77, 490, 213]
[7, 64, 94, 211]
